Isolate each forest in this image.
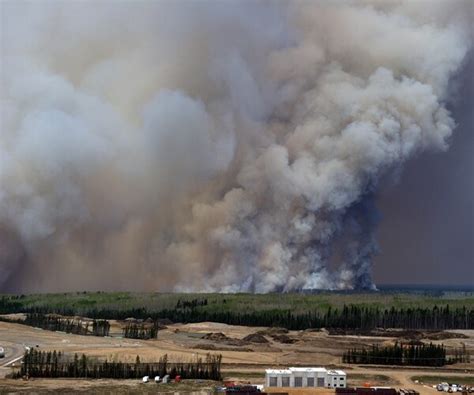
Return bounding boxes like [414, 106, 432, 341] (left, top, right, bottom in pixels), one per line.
[342, 342, 470, 366]
[14, 349, 222, 380]
[0, 293, 473, 331]
[149, 303, 474, 330]
[122, 321, 159, 339]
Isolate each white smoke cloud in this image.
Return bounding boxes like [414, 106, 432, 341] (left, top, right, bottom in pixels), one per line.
[0, 0, 471, 292]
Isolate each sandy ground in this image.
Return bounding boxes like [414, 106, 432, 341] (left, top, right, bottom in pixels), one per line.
[0, 320, 472, 393]
[0, 378, 214, 394]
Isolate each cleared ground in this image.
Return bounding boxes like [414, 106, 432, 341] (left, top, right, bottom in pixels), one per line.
[0, 319, 472, 394]
[0, 378, 215, 394]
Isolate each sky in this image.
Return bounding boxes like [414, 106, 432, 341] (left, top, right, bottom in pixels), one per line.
[374, 54, 474, 286]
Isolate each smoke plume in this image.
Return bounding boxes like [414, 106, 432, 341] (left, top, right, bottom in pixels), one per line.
[0, 1, 471, 292]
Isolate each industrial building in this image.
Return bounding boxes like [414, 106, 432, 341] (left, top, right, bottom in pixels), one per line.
[265, 367, 346, 389]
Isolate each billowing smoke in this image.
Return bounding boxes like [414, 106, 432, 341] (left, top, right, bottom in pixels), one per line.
[0, 1, 471, 292]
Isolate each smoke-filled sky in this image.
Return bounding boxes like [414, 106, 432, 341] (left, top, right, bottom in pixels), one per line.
[0, 0, 472, 293]
[374, 53, 474, 286]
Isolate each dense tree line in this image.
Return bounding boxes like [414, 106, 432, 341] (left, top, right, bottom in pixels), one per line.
[176, 298, 208, 309]
[342, 342, 448, 366]
[0, 297, 22, 312]
[1, 296, 472, 330]
[122, 321, 159, 339]
[15, 349, 221, 380]
[146, 305, 474, 330]
[3, 313, 110, 337]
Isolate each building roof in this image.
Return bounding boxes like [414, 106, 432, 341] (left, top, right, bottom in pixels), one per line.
[265, 369, 292, 374]
[289, 367, 327, 373]
[266, 367, 346, 376]
[328, 370, 346, 376]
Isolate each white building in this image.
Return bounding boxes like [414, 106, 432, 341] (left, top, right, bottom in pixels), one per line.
[265, 367, 346, 389]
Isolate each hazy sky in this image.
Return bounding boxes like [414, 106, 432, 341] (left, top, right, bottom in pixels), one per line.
[374, 55, 474, 286]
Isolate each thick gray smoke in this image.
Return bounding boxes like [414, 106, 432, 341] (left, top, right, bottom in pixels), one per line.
[0, 1, 472, 292]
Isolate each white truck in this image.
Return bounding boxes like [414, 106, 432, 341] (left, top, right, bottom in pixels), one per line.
[0, 347, 5, 358]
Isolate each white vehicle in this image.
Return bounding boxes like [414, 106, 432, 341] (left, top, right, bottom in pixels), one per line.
[154, 376, 160, 383]
[142, 376, 149, 383]
[450, 384, 458, 393]
[439, 383, 449, 392]
[0, 347, 4, 358]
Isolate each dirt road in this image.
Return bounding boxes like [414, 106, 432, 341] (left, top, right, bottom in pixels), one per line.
[1, 341, 24, 366]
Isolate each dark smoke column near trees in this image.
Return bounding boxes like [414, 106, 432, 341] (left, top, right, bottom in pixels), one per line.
[0, 1, 472, 292]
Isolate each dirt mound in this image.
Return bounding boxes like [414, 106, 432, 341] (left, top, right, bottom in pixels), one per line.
[255, 328, 295, 343]
[202, 332, 231, 341]
[271, 334, 296, 344]
[201, 332, 250, 347]
[192, 344, 253, 352]
[243, 333, 269, 343]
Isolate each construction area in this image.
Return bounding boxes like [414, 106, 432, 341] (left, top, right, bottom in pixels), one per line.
[0, 317, 472, 394]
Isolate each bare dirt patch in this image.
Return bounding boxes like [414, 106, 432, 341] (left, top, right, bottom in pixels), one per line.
[327, 329, 469, 341]
[0, 378, 216, 394]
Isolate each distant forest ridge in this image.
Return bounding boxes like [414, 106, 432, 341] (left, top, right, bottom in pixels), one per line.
[0, 291, 472, 330]
[376, 284, 474, 293]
